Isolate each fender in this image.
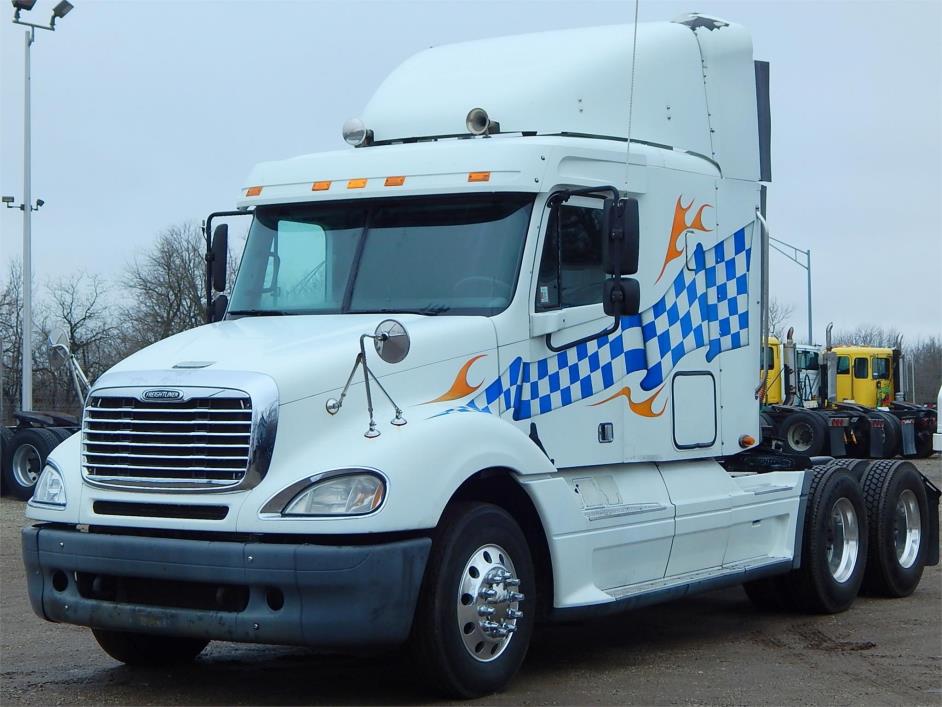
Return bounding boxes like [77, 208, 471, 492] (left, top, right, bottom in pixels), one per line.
[234, 400, 559, 534]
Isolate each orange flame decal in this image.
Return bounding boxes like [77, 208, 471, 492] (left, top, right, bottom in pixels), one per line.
[655, 196, 713, 283]
[424, 354, 486, 403]
[591, 385, 667, 418]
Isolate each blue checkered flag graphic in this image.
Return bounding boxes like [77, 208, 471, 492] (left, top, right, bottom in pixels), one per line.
[704, 225, 752, 361]
[436, 222, 755, 421]
[638, 259, 709, 390]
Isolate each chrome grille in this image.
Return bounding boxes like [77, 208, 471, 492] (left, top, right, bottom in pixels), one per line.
[83, 393, 253, 490]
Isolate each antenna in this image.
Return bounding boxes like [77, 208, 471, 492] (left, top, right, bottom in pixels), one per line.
[624, 0, 641, 195]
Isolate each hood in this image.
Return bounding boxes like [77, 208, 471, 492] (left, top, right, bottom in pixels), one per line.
[107, 314, 497, 405]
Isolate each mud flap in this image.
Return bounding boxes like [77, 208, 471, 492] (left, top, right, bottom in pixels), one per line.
[828, 419, 847, 457]
[900, 418, 917, 456]
[923, 474, 941, 566]
[868, 417, 884, 458]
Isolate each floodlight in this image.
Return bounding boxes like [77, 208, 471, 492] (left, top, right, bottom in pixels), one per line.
[52, 0, 72, 18]
[11, 1, 38, 11]
[2, 195, 14, 204]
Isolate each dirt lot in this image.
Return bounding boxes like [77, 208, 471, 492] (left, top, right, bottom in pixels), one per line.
[2, 459, 940, 706]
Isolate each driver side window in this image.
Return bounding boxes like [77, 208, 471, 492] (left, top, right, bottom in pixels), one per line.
[535, 203, 605, 311]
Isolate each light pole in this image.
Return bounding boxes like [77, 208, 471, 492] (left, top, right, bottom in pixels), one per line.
[768, 235, 813, 344]
[7, 0, 74, 411]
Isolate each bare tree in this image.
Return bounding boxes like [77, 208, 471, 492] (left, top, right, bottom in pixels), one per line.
[121, 222, 208, 350]
[902, 336, 941, 404]
[767, 297, 795, 340]
[831, 324, 902, 349]
[0, 261, 25, 424]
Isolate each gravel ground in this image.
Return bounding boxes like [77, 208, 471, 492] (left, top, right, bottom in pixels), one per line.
[2, 459, 939, 706]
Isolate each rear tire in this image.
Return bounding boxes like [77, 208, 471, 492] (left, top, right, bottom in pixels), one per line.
[92, 629, 208, 666]
[860, 460, 928, 597]
[0, 427, 12, 495]
[411, 502, 535, 699]
[779, 411, 828, 456]
[783, 465, 868, 613]
[2, 428, 60, 501]
[48, 426, 76, 444]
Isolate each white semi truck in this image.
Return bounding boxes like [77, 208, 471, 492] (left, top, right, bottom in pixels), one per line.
[21, 16, 939, 698]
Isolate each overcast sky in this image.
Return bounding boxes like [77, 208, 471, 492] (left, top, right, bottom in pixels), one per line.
[1, 0, 940, 342]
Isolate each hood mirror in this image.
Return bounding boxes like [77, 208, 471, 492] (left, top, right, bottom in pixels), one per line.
[47, 326, 71, 366]
[373, 319, 410, 364]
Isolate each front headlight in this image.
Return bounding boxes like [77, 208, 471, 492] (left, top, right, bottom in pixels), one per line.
[282, 472, 385, 516]
[32, 464, 67, 507]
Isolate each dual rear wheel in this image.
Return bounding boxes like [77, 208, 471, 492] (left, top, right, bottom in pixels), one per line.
[744, 460, 931, 613]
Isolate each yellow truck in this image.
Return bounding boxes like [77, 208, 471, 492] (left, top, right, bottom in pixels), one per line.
[760, 327, 937, 459]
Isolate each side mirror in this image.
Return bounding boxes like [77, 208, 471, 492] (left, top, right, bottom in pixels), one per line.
[603, 277, 640, 317]
[602, 197, 639, 276]
[211, 224, 228, 292]
[211, 294, 229, 323]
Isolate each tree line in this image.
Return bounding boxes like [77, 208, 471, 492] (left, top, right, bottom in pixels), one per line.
[1, 223, 213, 423]
[1, 230, 940, 423]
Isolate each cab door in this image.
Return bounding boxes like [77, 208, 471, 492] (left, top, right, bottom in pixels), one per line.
[852, 356, 873, 406]
[522, 196, 625, 467]
[872, 356, 892, 406]
[835, 355, 852, 401]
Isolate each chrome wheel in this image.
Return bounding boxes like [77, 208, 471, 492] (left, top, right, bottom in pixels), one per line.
[826, 497, 859, 583]
[893, 489, 921, 569]
[456, 544, 524, 663]
[787, 422, 813, 452]
[11, 443, 41, 489]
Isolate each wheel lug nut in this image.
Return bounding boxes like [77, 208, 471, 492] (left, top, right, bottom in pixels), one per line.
[508, 591, 525, 602]
[478, 606, 495, 617]
[506, 608, 523, 619]
[479, 587, 497, 600]
[504, 577, 521, 587]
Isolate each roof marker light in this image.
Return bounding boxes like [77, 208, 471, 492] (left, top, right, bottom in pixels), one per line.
[245, 186, 263, 197]
[347, 178, 367, 189]
[312, 181, 331, 191]
[384, 176, 405, 187]
[468, 171, 491, 183]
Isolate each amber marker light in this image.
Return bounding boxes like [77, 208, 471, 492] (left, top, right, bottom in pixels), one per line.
[347, 178, 368, 189]
[739, 434, 757, 448]
[467, 171, 491, 183]
[245, 186, 263, 197]
[384, 176, 406, 187]
[312, 181, 332, 191]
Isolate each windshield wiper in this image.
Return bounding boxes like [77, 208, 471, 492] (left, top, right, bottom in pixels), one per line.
[356, 305, 451, 316]
[227, 309, 293, 317]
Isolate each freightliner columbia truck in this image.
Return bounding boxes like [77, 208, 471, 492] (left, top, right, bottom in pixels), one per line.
[22, 15, 939, 698]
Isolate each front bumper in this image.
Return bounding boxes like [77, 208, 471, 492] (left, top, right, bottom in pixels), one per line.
[22, 526, 430, 649]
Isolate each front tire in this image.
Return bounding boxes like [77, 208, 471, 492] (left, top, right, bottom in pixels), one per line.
[411, 502, 535, 699]
[92, 629, 208, 666]
[860, 460, 929, 597]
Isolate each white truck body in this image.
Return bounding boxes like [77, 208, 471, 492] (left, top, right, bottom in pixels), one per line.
[26, 15, 933, 698]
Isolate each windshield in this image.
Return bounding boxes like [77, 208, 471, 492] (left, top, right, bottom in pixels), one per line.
[228, 194, 533, 316]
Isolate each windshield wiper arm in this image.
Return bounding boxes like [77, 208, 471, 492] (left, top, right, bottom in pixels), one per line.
[356, 306, 451, 316]
[227, 309, 292, 317]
